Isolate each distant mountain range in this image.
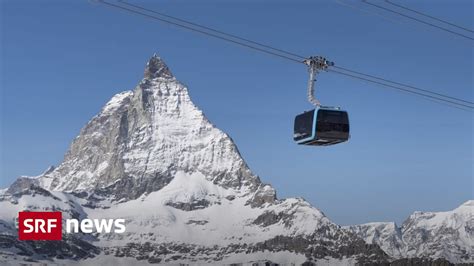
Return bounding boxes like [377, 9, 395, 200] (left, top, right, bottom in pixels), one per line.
[345, 200, 473, 264]
[0, 54, 471, 265]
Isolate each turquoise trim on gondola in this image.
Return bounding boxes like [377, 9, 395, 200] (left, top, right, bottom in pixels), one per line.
[296, 108, 318, 144]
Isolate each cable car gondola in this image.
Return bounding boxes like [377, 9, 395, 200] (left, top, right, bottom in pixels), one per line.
[293, 56, 350, 146]
[294, 106, 349, 146]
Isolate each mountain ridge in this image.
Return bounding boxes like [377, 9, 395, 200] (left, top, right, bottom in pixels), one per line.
[345, 200, 473, 264]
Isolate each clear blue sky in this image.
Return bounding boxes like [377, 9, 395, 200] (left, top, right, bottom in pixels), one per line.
[1, 0, 472, 225]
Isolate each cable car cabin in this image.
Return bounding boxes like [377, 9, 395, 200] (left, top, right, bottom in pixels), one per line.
[294, 107, 350, 146]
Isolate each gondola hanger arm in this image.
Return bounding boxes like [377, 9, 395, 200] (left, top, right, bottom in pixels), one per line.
[304, 56, 334, 107]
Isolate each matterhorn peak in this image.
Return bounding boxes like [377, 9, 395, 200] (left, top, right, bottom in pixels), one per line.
[33, 53, 264, 200]
[144, 53, 173, 79]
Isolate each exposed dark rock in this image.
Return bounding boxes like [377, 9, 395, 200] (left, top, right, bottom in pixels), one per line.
[92, 173, 174, 201]
[388, 258, 454, 266]
[0, 234, 100, 261]
[166, 199, 211, 211]
[144, 54, 173, 80]
[253, 211, 293, 227]
[246, 184, 277, 207]
[102, 233, 391, 265]
[6, 179, 59, 201]
[186, 220, 209, 225]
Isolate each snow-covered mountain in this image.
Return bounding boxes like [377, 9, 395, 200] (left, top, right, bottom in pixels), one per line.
[0, 54, 470, 265]
[37, 54, 262, 200]
[345, 200, 474, 264]
[344, 222, 404, 259]
[0, 54, 388, 265]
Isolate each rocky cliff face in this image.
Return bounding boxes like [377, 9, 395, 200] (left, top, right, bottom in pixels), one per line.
[36, 54, 263, 202]
[346, 201, 473, 264]
[344, 222, 404, 258]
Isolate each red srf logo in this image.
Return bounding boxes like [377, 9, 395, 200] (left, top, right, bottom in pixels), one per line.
[18, 212, 62, 240]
